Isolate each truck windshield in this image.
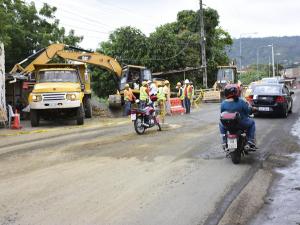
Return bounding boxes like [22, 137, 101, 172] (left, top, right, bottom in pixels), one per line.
[143, 69, 152, 81]
[217, 69, 234, 82]
[38, 70, 79, 83]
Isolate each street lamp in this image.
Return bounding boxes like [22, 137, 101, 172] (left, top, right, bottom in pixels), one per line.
[239, 32, 257, 70]
[267, 44, 275, 77]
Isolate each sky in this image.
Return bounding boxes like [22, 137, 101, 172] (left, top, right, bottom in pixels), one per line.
[28, 0, 300, 50]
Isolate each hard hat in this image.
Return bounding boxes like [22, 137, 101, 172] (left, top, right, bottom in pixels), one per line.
[184, 79, 190, 84]
[164, 80, 170, 85]
[147, 80, 152, 84]
[176, 82, 182, 86]
[124, 84, 130, 88]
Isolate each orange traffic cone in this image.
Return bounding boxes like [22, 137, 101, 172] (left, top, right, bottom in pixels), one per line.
[11, 110, 22, 129]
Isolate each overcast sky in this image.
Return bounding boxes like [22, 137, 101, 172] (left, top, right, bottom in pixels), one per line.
[28, 0, 300, 50]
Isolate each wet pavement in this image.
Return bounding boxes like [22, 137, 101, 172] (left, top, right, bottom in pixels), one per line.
[250, 117, 300, 225]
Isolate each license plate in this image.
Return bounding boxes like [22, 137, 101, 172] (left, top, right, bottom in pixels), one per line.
[227, 138, 237, 149]
[258, 107, 270, 112]
[131, 113, 136, 121]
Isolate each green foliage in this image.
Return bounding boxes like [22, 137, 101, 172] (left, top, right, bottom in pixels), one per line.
[0, 0, 83, 71]
[239, 71, 267, 85]
[99, 26, 147, 66]
[90, 67, 117, 98]
[228, 36, 300, 67]
[238, 64, 279, 85]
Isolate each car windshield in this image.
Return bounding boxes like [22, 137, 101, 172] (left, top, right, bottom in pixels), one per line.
[261, 78, 280, 83]
[253, 85, 281, 95]
[38, 70, 79, 83]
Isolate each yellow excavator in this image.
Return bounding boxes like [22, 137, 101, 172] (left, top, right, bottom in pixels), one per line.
[10, 43, 152, 126]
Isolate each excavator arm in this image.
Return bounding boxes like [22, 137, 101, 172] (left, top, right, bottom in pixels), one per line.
[9, 43, 123, 77]
[56, 51, 122, 77]
[10, 43, 65, 74]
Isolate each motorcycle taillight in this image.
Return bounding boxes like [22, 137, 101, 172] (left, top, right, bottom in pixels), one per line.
[227, 134, 238, 138]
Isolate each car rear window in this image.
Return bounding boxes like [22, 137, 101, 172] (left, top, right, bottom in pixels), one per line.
[253, 85, 281, 95]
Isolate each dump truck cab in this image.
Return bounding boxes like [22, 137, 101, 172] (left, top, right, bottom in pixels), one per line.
[29, 64, 92, 127]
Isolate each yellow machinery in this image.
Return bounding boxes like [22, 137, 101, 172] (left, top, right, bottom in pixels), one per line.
[202, 66, 238, 102]
[10, 44, 153, 126]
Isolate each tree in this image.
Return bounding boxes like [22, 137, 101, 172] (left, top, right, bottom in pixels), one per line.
[0, 0, 83, 71]
[94, 8, 233, 98]
[99, 26, 148, 66]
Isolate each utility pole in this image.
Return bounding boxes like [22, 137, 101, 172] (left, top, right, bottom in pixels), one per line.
[271, 44, 275, 77]
[199, 0, 207, 88]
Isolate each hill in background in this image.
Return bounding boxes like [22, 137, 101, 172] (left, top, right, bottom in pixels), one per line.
[227, 36, 300, 68]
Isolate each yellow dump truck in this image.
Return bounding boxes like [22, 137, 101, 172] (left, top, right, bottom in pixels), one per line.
[29, 64, 92, 126]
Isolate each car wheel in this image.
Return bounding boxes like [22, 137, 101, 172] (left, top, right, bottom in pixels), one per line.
[281, 106, 288, 118]
[288, 102, 293, 113]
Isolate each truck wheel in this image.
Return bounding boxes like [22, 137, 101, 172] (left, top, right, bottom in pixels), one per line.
[85, 98, 92, 118]
[76, 105, 84, 125]
[30, 109, 40, 127]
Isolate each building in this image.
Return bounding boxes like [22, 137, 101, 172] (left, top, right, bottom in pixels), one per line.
[284, 66, 300, 89]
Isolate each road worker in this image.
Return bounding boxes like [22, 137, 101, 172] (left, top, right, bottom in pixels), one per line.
[176, 82, 185, 108]
[139, 81, 149, 109]
[157, 82, 167, 124]
[184, 79, 193, 114]
[190, 81, 195, 108]
[123, 83, 136, 116]
[163, 80, 171, 115]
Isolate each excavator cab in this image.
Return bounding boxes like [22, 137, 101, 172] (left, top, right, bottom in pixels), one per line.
[119, 65, 152, 93]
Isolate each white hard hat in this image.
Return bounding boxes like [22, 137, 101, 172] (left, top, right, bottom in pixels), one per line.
[184, 79, 190, 84]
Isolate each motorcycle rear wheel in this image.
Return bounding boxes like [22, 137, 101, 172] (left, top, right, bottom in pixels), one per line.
[134, 117, 146, 135]
[230, 150, 241, 164]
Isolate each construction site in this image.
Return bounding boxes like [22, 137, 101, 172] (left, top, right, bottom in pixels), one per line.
[1, 1, 300, 225]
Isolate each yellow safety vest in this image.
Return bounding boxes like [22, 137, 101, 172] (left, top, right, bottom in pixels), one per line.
[157, 87, 166, 101]
[140, 86, 148, 101]
[179, 87, 185, 100]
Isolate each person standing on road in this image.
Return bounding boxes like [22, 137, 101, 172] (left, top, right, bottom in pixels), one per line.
[157, 82, 167, 124]
[139, 81, 149, 109]
[123, 84, 136, 116]
[184, 79, 192, 114]
[219, 84, 257, 149]
[163, 80, 171, 115]
[176, 82, 185, 108]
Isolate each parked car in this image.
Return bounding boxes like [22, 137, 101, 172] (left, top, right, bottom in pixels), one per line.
[246, 83, 294, 118]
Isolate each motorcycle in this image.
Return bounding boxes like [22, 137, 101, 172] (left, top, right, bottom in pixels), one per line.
[220, 111, 256, 164]
[131, 100, 161, 135]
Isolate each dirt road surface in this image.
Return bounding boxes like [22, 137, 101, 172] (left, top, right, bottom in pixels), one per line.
[0, 92, 299, 225]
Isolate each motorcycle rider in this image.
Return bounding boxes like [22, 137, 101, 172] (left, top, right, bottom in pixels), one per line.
[219, 84, 257, 149]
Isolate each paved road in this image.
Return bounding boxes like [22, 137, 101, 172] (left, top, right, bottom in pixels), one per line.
[0, 92, 299, 225]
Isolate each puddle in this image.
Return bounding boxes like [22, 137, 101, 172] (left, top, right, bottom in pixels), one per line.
[250, 118, 300, 225]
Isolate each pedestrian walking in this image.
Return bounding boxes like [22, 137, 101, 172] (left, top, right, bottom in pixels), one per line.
[123, 84, 136, 116]
[139, 81, 149, 109]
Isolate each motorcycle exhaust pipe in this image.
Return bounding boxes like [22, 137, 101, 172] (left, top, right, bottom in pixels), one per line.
[142, 123, 149, 127]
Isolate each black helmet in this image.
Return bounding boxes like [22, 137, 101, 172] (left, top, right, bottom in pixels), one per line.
[224, 84, 239, 99]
